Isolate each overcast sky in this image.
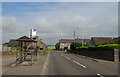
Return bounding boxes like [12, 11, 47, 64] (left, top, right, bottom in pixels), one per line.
[2, 2, 118, 45]
[2, 0, 119, 2]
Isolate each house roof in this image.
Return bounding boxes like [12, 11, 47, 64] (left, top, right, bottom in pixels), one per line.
[16, 36, 37, 42]
[91, 37, 112, 44]
[75, 38, 82, 43]
[83, 39, 91, 43]
[59, 39, 74, 43]
[3, 42, 9, 46]
[113, 36, 120, 43]
[8, 39, 18, 47]
[59, 38, 91, 43]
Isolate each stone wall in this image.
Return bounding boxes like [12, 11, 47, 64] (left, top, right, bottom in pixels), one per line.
[68, 48, 115, 61]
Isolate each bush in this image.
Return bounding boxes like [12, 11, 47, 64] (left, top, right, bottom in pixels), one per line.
[55, 43, 60, 50]
[70, 42, 82, 50]
[70, 42, 91, 50]
[83, 43, 91, 47]
[43, 51, 48, 55]
[97, 44, 120, 49]
[40, 51, 48, 56]
[79, 46, 89, 49]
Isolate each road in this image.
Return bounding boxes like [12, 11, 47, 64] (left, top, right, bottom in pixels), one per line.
[42, 50, 118, 76]
[2, 55, 16, 74]
[2, 50, 118, 76]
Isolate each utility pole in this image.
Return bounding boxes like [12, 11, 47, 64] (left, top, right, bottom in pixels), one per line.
[82, 38, 84, 47]
[74, 31, 76, 42]
[79, 28, 83, 47]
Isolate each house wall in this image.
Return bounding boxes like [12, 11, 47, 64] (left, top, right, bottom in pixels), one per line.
[35, 36, 47, 51]
[60, 43, 71, 50]
[90, 39, 95, 46]
[0, 45, 2, 52]
[2, 45, 8, 51]
[37, 41, 47, 51]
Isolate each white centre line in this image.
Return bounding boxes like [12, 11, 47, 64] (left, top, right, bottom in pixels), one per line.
[65, 56, 70, 60]
[73, 60, 76, 63]
[61, 54, 63, 56]
[73, 60, 86, 68]
[97, 73, 103, 77]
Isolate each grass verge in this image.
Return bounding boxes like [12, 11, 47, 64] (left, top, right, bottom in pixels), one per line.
[40, 51, 48, 56]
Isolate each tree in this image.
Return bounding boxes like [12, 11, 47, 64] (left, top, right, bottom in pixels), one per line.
[70, 42, 82, 50]
[55, 43, 60, 50]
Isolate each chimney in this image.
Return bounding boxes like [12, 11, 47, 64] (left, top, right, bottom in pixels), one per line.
[30, 29, 32, 39]
[40, 37, 42, 41]
[36, 36, 39, 40]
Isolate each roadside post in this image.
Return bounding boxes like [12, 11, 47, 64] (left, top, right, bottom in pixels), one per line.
[114, 48, 119, 63]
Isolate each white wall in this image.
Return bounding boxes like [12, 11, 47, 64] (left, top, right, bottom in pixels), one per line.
[0, 44, 2, 52]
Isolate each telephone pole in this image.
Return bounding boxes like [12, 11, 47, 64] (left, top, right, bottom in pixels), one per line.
[74, 31, 76, 42]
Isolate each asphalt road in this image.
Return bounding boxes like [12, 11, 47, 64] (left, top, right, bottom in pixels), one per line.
[43, 50, 118, 76]
[2, 50, 118, 76]
[2, 55, 48, 75]
[2, 56, 16, 74]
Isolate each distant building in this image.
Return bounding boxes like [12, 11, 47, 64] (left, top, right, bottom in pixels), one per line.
[2, 36, 47, 52]
[113, 37, 120, 44]
[2, 43, 9, 52]
[59, 39, 74, 50]
[59, 38, 91, 50]
[8, 39, 19, 47]
[90, 37, 113, 45]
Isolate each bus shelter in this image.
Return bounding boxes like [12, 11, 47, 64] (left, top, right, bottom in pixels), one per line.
[15, 36, 37, 65]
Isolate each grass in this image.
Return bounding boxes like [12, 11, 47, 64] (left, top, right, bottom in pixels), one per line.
[40, 51, 49, 56]
[47, 46, 55, 50]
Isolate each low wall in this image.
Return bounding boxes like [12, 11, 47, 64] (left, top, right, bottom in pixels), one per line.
[68, 48, 115, 61]
[119, 51, 120, 61]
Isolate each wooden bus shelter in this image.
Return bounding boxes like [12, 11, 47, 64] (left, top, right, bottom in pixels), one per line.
[15, 36, 37, 65]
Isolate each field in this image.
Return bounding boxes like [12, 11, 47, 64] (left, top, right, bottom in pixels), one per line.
[47, 46, 55, 50]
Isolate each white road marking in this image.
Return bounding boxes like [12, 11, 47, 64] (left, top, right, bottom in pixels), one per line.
[65, 56, 67, 58]
[42, 53, 50, 75]
[61, 54, 63, 56]
[63, 55, 86, 68]
[65, 56, 70, 60]
[97, 73, 103, 77]
[73, 60, 76, 63]
[73, 60, 86, 68]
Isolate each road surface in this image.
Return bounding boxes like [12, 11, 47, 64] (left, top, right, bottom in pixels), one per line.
[2, 50, 118, 76]
[2, 55, 16, 74]
[42, 50, 118, 76]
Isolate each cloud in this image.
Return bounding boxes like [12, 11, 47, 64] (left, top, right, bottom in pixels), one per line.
[2, 2, 118, 45]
